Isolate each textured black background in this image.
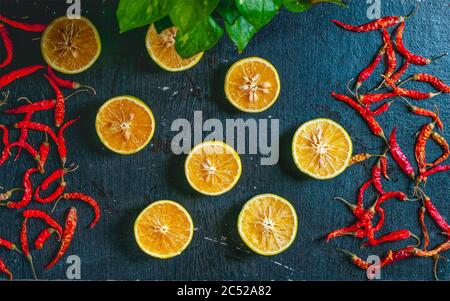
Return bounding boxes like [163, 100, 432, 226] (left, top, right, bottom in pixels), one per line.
[0, 0, 449, 280]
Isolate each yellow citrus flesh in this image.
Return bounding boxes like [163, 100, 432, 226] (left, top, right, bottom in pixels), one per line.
[41, 16, 101, 74]
[238, 194, 298, 256]
[225, 57, 281, 113]
[95, 96, 155, 155]
[185, 141, 242, 196]
[292, 118, 352, 180]
[145, 25, 203, 72]
[134, 200, 194, 259]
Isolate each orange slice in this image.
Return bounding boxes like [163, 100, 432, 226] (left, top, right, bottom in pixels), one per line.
[134, 200, 194, 259]
[95, 95, 155, 155]
[238, 194, 298, 256]
[185, 141, 242, 196]
[225, 57, 281, 113]
[145, 25, 203, 72]
[41, 16, 101, 74]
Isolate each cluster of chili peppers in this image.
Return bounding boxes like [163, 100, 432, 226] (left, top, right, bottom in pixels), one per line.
[329, 8, 450, 280]
[0, 14, 100, 280]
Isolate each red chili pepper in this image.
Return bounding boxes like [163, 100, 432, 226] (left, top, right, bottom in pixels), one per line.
[419, 165, 450, 180]
[0, 14, 47, 32]
[383, 75, 440, 100]
[14, 112, 33, 160]
[0, 257, 12, 280]
[20, 219, 37, 279]
[47, 66, 96, 94]
[337, 249, 371, 270]
[418, 207, 429, 251]
[411, 73, 450, 93]
[428, 132, 449, 167]
[0, 24, 13, 68]
[0, 188, 22, 202]
[390, 61, 410, 84]
[331, 92, 386, 139]
[357, 179, 373, 209]
[58, 117, 80, 166]
[349, 153, 382, 166]
[23, 210, 63, 238]
[35, 228, 60, 250]
[331, 12, 412, 32]
[46, 207, 77, 270]
[371, 161, 384, 194]
[355, 46, 385, 91]
[35, 180, 66, 204]
[364, 229, 419, 247]
[4, 99, 56, 114]
[406, 104, 443, 131]
[359, 92, 397, 106]
[395, 22, 447, 65]
[0, 237, 19, 252]
[4, 167, 38, 209]
[37, 139, 50, 174]
[389, 127, 415, 179]
[379, 156, 390, 180]
[14, 120, 58, 143]
[373, 206, 385, 232]
[0, 124, 9, 146]
[371, 100, 394, 116]
[375, 191, 408, 208]
[0, 141, 40, 166]
[43, 74, 65, 127]
[410, 241, 450, 257]
[381, 28, 396, 78]
[55, 192, 101, 228]
[380, 247, 415, 268]
[415, 123, 434, 175]
[0, 65, 45, 89]
[40, 168, 66, 191]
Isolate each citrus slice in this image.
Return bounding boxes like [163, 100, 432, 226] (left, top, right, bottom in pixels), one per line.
[238, 194, 298, 256]
[41, 16, 101, 74]
[292, 118, 352, 180]
[95, 95, 155, 155]
[145, 25, 203, 72]
[185, 141, 242, 196]
[225, 57, 281, 113]
[134, 200, 194, 259]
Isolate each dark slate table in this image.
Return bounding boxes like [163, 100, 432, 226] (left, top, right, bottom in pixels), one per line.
[0, 0, 449, 281]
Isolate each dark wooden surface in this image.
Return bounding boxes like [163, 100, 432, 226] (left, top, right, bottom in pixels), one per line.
[0, 0, 449, 280]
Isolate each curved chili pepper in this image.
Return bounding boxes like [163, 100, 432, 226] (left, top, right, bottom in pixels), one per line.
[418, 207, 429, 251]
[40, 168, 67, 191]
[359, 92, 396, 106]
[411, 73, 450, 93]
[395, 22, 447, 65]
[0, 237, 19, 252]
[355, 46, 385, 91]
[381, 28, 396, 78]
[406, 104, 443, 130]
[0, 124, 9, 146]
[371, 161, 384, 194]
[35, 181, 66, 204]
[380, 247, 415, 268]
[373, 206, 385, 232]
[5, 167, 38, 209]
[383, 75, 440, 100]
[22, 210, 63, 238]
[357, 179, 373, 209]
[375, 191, 408, 208]
[410, 241, 450, 257]
[0, 141, 40, 167]
[35, 228, 59, 250]
[331, 92, 386, 139]
[419, 165, 450, 180]
[14, 112, 33, 160]
[5, 99, 56, 114]
[58, 117, 80, 166]
[20, 219, 37, 279]
[380, 156, 390, 180]
[0, 24, 13, 68]
[422, 195, 450, 235]
[428, 132, 449, 167]
[363, 229, 419, 247]
[14, 120, 58, 143]
[0, 65, 45, 90]
[0, 257, 12, 280]
[37, 139, 50, 174]
[54, 192, 100, 228]
[371, 100, 394, 117]
[47, 66, 96, 94]
[0, 14, 47, 32]
[389, 127, 415, 179]
[415, 123, 434, 175]
[390, 61, 410, 84]
[46, 207, 77, 270]
[331, 11, 412, 32]
[43, 74, 65, 127]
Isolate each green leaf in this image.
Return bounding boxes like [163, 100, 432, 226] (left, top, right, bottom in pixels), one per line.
[283, 0, 347, 13]
[216, 0, 240, 24]
[170, 0, 220, 33]
[236, 0, 283, 30]
[225, 16, 256, 53]
[154, 16, 173, 33]
[176, 16, 224, 58]
[116, 0, 171, 33]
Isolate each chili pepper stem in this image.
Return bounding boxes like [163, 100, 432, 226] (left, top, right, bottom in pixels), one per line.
[410, 232, 421, 247]
[51, 195, 64, 213]
[17, 96, 32, 104]
[76, 85, 96, 96]
[27, 255, 38, 280]
[0, 91, 10, 106]
[333, 197, 357, 210]
[429, 52, 448, 63]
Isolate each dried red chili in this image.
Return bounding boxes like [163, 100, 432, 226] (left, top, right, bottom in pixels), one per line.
[4, 167, 38, 209]
[0, 257, 12, 280]
[35, 228, 59, 250]
[47, 66, 96, 94]
[14, 120, 58, 143]
[410, 73, 450, 93]
[0, 237, 20, 252]
[14, 112, 33, 160]
[43, 74, 65, 127]
[0, 24, 13, 68]
[35, 180, 66, 204]
[359, 92, 397, 106]
[381, 28, 396, 78]
[364, 229, 420, 247]
[405, 103, 443, 130]
[354, 46, 385, 92]
[0, 65, 45, 89]
[0, 14, 47, 32]
[390, 61, 410, 84]
[46, 207, 78, 270]
[23, 210, 63, 238]
[0, 141, 40, 167]
[419, 165, 450, 180]
[371, 161, 384, 194]
[37, 138, 50, 174]
[383, 75, 441, 100]
[428, 132, 449, 167]
[20, 219, 37, 279]
[371, 100, 394, 117]
[55, 192, 101, 228]
[415, 122, 434, 175]
[389, 127, 415, 179]
[374, 191, 409, 208]
[418, 207, 429, 251]
[379, 156, 390, 180]
[58, 117, 80, 166]
[0, 124, 9, 146]
[357, 179, 373, 209]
